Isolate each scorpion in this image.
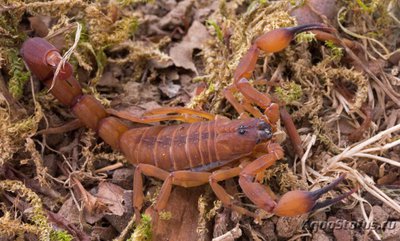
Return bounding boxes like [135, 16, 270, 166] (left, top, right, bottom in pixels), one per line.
[20, 23, 354, 222]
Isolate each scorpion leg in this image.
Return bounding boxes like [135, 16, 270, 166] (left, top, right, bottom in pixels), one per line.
[241, 98, 264, 118]
[209, 167, 260, 219]
[236, 78, 280, 125]
[239, 143, 354, 216]
[36, 119, 82, 135]
[108, 107, 215, 124]
[238, 143, 284, 214]
[223, 86, 249, 118]
[133, 164, 210, 222]
[223, 85, 268, 119]
[280, 107, 304, 156]
[143, 107, 215, 120]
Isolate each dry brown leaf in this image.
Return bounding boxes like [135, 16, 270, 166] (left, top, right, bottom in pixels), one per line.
[159, 81, 181, 98]
[104, 190, 134, 232]
[120, 81, 160, 106]
[82, 189, 109, 224]
[74, 181, 128, 224]
[28, 16, 50, 37]
[58, 198, 81, 225]
[290, 0, 337, 25]
[47, 211, 91, 241]
[70, 177, 109, 224]
[98, 71, 120, 88]
[139, 100, 162, 112]
[159, 0, 194, 29]
[95, 182, 126, 217]
[169, 20, 211, 73]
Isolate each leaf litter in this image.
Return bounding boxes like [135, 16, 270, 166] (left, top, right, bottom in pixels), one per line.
[1, 0, 400, 240]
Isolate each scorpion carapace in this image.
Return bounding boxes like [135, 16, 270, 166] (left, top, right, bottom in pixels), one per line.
[21, 24, 354, 222]
[119, 118, 273, 172]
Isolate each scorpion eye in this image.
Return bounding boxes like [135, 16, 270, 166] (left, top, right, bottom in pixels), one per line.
[238, 125, 247, 135]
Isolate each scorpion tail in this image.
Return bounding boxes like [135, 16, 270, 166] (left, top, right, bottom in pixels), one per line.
[272, 174, 355, 216]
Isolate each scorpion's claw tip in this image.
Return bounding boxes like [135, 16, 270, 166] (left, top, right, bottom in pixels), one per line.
[272, 174, 353, 217]
[310, 188, 356, 212]
[288, 23, 334, 35]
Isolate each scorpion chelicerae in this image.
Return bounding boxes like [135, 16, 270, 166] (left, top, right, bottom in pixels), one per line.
[20, 23, 353, 222]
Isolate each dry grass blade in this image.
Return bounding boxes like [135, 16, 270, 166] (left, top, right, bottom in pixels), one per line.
[49, 22, 82, 92]
[300, 134, 317, 180]
[320, 123, 400, 218]
[326, 123, 400, 168]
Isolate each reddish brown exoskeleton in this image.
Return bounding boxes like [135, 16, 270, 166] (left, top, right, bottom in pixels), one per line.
[20, 24, 353, 222]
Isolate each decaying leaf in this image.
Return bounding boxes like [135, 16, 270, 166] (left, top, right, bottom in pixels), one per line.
[158, 0, 194, 29]
[95, 182, 126, 217]
[28, 16, 50, 37]
[170, 20, 211, 73]
[159, 81, 181, 98]
[71, 178, 127, 224]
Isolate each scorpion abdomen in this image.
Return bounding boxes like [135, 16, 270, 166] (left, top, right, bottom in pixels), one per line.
[119, 118, 262, 172]
[120, 122, 215, 171]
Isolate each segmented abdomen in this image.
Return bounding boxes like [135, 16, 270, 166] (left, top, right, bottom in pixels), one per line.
[119, 120, 222, 172]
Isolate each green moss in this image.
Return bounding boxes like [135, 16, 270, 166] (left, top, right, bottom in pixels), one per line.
[324, 40, 344, 60]
[117, 0, 155, 6]
[127, 214, 152, 241]
[355, 0, 379, 13]
[206, 20, 223, 42]
[25, 0, 85, 17]
[159, 211, 172, 220]
[0, 180, 52, 240]
[295, 32, 317, 44]
[85, 6, 138, 48]
[275, 82, 303, 104]
[50, 230, 73, 241]
[65, 14, 138, 86]
[6, 49, 31, 99]
[288, 0, 302, 6]
[0, 11, 26, 47]
[0, 12, 29, 99]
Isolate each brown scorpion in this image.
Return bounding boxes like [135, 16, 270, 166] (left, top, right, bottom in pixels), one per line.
[20, 23, 353, 222]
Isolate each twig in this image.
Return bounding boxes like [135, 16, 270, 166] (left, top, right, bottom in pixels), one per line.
[113, 214, 137, 241]
[212, 224, 242, 241]
[94, 163, 124, 174]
